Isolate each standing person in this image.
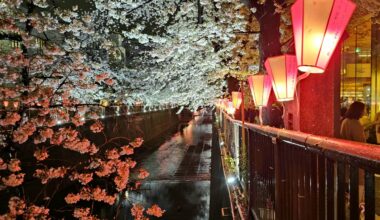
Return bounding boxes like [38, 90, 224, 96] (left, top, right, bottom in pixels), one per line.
[246, 99, 255, 123]
[340, 106, 347, 124]
[340, 101, 366, 218]
[269, 102, 284, 128]
[340, 101, 366, 142]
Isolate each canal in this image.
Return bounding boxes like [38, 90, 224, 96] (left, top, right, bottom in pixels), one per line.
[122, 111, 213, 219]
[0, 109, 231, 219]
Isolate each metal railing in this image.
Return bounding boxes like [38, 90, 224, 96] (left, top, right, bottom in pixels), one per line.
[217, 109, 380, 220]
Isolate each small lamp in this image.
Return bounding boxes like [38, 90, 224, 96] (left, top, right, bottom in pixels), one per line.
[265, 55, 298, 101]
[247, 75, 272, 107]
[232, 92, 242, 109]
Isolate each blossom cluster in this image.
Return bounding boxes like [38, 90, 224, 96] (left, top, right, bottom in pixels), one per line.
[34, 167, 67, 184]
[131, 204, 165, 220]
[0, 158, 25, 187]
[0, 197, 49, 219]
[0, 113, 21, 127]
[65, 186, 117, 205]
[90, 120, 104, 133]
[73, 207, 98, 220]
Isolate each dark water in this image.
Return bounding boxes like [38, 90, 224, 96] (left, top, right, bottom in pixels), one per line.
[121, 113, 213, 220]
[0, 109, 218, 219]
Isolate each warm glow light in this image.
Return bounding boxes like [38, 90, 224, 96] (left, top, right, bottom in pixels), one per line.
[291, 0, 356, 73]
[13, 101, 19, 109]
[265, 55, 298, 102]
[3, 100, 9, 108]
[100, 99, 109, 107]
[231, 92, 242, 109]
[247, 75, 272, 107]
[226, 101, 236, 115]
[222, 99, 229, 110]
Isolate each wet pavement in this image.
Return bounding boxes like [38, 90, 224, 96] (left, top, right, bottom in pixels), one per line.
[125, 112, 213, 219]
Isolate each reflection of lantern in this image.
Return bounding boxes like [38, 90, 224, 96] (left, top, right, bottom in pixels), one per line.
[13, 101, 19, 109]
[232, 92, 242, 109]
[3, 100, 9, 108]
[247, 75, 272, 107]
[226, 101, 236, 115]
[291, 0, 356, 73]
[265, 55, 298, 101]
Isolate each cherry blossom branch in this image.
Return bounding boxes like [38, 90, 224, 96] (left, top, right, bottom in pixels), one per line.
[125, 0, 154, 14]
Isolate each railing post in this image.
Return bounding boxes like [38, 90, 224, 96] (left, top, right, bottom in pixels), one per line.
[240, 81, 248, 193]
[273, 137, 281, 219]
[326, 159, 335, 220]
[349, 166, 359, 220]
[309, 153, 318, 220]
[365, 171, 375, 219]
[337, 162, 346, 220]
[317, 155, 325, 220]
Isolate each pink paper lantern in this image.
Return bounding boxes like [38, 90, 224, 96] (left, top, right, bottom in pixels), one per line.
[265, 55, 298, 101]
[291, 0, 356, 73]
[232, 92, 242, 109]
[247, 75, 272, 107]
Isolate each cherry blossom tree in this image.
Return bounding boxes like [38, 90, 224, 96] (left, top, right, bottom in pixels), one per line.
[0, 0, 163, 219]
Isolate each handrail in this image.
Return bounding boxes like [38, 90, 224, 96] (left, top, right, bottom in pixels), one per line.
[223, 111, 380, 172]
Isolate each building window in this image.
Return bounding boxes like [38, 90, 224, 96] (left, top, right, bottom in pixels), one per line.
[341, 17, 372, 117]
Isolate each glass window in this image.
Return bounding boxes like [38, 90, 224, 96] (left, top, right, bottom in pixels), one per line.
[341, 18, 372, 116]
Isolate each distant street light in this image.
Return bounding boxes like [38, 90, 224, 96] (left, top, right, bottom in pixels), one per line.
[227, 176, 236, 184]
[247, 74, 272, 107]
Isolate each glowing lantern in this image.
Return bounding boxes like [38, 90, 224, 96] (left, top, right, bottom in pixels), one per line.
[232, 92, 242, 109]
[265, 55, 298, 101]
[100, 99, 109, 107]
[13, 101, 20, 109]
[247, 75, 272, 107]
[291, 0, 356, 73]
[226, 101, 236, 115]
[3, 100, 9, 108]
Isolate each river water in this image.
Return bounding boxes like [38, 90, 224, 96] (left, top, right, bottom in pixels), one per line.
[0, 109, 228, 219]
[121, 112, 213, 219]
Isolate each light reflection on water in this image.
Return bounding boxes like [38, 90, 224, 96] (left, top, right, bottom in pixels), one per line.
[120, 114, 212, 219]
[124, 181, 210, 220]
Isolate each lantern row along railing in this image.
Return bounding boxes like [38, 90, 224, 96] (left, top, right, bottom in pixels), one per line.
[226, 0, 356, 109]
[216, 108, 380, 220]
